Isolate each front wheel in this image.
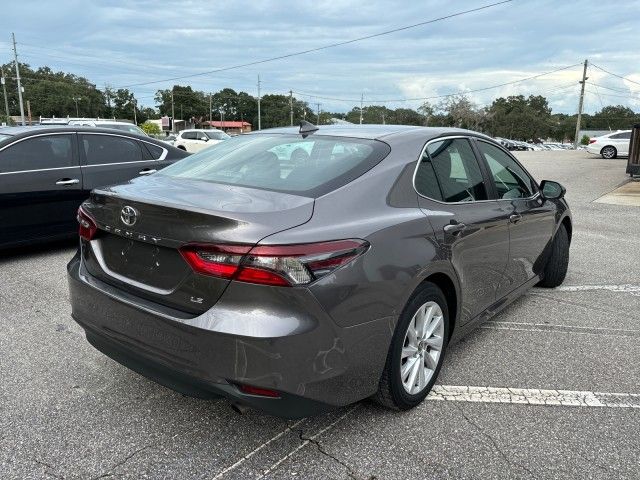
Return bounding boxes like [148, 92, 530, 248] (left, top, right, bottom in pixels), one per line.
[601, 146, 617, 159]
[374, 283, 449, 410]
[538, 224, 570, 288]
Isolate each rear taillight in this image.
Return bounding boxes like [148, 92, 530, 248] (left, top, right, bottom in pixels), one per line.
[77, 207, 97, 241]
[589, 139, 597, 144]
[179, 239, 368, 287]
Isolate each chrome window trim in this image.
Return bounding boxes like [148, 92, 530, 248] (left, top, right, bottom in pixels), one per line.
[0, 132, 77, 174]
[79, 132, 168, 161]
[412, 135, 539, 205]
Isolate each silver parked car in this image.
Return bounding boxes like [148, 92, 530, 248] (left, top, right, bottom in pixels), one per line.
[68, 123, 572, 418]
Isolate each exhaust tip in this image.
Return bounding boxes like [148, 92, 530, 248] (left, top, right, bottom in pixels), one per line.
[231, 402, 250, 415]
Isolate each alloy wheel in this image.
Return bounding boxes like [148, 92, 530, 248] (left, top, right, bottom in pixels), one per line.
[400, 301, 444, 394]
[602, 146, 616, 159]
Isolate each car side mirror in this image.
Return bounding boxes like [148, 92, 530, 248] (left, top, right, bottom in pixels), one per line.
[200, 136, 209, 142]
[540, 180, 565, 200]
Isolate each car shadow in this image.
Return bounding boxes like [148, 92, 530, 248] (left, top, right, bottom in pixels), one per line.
[0, 237, 78, 261]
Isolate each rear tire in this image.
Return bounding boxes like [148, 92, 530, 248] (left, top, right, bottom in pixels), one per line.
[538, 224, 569, 288]
[601, 146, 617, 159]
[374, 283, 449, 410]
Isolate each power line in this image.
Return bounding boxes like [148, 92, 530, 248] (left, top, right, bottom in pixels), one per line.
[591, 63, 640, 87]
[292, 64, 581, 104]
[116, 0, 513, 88]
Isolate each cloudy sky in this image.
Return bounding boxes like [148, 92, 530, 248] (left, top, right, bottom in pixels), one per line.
[1, 0, 639, 114]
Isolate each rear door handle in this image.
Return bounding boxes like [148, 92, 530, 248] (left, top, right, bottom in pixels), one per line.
[138, 168, 157, 176]
[509, 214, 522, 224]
[55, 178, 80, 186]
[444, 222, 466, 235]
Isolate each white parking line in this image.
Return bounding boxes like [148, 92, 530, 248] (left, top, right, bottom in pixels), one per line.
[210, 419, 306, 480]
[429, 385, 640, 408]
[256, 406, 359, 479]
[550, 284, 640, 296]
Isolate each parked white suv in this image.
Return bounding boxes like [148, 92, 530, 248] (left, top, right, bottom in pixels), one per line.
[586, 130, 631, 159]
[174, 129, 230, 153]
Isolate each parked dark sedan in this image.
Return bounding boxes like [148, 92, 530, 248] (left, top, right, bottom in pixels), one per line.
[68, 124, 571, 418]
[0, 126, 189, 249]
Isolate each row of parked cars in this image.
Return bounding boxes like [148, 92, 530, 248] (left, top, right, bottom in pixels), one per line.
[495, 137, 574, 151]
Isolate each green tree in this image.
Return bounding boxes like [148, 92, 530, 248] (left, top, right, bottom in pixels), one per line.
[585, 105, 640, 130]
[580, 134, 590, 145]
[1, 62, 106, 118]
[141, 121, 161, 135]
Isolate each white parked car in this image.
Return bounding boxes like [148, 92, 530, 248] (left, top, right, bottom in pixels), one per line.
[174, 129, 230, 153]
[67, 119, 148, 136]
[586, 130, 631, 159]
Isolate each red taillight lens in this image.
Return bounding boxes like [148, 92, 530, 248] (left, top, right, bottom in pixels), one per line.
[179, 244, 251, 278]
[77, 207, 97, 241]
[589, 139, 597, 144]
[179, 239, 368, 286]
[237, 383, 281, 398]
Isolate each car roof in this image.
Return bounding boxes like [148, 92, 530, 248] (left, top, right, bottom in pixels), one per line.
[0, 125, 175, 148]
[250, 124, 494, 142]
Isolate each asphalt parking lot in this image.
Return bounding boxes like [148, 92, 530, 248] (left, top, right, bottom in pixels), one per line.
[1, 150, 639, 480]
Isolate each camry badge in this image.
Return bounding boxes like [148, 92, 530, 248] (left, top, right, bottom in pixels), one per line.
[120, 206, 138, 226]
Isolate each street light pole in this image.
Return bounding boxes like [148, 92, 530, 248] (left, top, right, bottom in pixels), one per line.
[73, 97, 81, 117]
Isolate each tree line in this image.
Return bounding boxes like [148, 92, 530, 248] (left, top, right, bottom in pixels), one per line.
[2, 62, 639, 141]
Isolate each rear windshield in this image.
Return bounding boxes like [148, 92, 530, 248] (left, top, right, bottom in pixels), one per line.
[158, 134, 390, 197]
[205, 131, 230, 140]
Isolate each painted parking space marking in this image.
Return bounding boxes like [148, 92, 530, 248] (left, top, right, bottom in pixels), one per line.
[482, 321, 640, 337]
[545, 284, 640, 296]
[210, 419, 306, 479]
[428, 385, 640, 408]
[256, 406, 359, 480]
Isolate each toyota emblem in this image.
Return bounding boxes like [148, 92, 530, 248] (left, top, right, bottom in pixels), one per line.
[120, 206, 138, 226]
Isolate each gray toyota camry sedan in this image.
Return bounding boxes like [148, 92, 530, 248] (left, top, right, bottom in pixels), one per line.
[68, 123, 571, 418]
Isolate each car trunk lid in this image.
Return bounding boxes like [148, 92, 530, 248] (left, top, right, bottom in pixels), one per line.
[81, 175, 314, 314]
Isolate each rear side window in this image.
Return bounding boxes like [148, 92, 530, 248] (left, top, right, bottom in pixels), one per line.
[144, 143, 165, 160]
[158, 134, 390, 197]
[610, 132, 631, 140]
[82, 134, 143, 165]
[182, 131, 198, 140]
[415, 138, 487, 202]
[477, 141, 535, 199]
[0, 135, 74, 173]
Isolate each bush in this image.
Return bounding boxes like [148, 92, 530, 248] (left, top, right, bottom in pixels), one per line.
[580, 134, 590, 145]
[0, 115, 15, 126]
[141, 121, 162, 135]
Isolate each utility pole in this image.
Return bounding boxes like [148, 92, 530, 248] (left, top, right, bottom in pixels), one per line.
[289, 90, 293, 126]
[26, 100, 31, 125]
[316, 102, 321, 124]
[132, 99, 137, 125]
[104, 84, 112, 119]
[171, 88, 175, 131]
[359, 93, 364, 125]
[574, 59, 588, 148]
[1, 67, 9, 119]
[257, 75, 261, 130]
[11, 33, 26, 126]
[209, 92, 212, 123]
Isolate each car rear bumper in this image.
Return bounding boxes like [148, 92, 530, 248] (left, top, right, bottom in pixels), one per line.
[67, 252, 394, 418]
